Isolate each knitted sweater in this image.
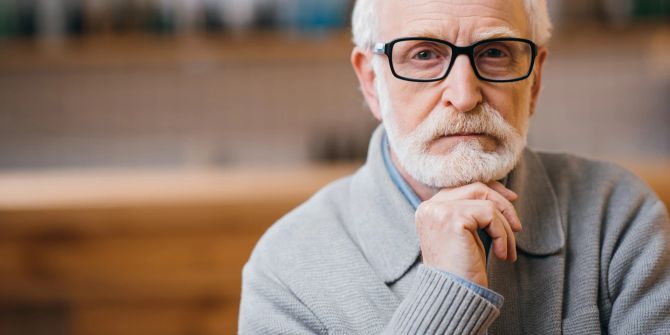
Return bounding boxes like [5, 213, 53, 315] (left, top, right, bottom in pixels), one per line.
[239, 126, 670, 334]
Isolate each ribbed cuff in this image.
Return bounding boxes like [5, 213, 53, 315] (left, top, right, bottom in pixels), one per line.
[440, 270, 504, 308]
[385, 265, 500, 335]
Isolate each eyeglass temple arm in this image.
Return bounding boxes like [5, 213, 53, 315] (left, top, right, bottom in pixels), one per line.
[373, 43, 386, 55]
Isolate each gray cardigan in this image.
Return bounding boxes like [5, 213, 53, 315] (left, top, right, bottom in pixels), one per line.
[239, 126, 670, 334]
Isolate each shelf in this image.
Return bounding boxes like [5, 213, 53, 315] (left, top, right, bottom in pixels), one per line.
[0, 31, 355, 72]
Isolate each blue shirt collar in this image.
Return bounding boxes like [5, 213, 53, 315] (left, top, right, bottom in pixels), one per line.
[382, 133, 422, 209]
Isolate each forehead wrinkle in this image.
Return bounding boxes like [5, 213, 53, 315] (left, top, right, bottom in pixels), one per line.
[396, 0, 512, 13]
[402, 17, 454, 39]
[388, 2, 528, 43]
[397, 0, 523, 21]
[401, 18, 522, 45]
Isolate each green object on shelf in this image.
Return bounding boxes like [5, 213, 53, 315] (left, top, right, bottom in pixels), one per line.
[0, 0, 18, 38]
[149, 5, 176, 33]
[633, 0, 670, 17]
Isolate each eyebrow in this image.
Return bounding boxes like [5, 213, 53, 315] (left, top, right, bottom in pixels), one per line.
[400, 26, 523, 44]
[402, 29, 445, 40]
[472, 27, 522, 41]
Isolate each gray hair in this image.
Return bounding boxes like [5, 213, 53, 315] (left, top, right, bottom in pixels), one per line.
[351, 0, 553, 49]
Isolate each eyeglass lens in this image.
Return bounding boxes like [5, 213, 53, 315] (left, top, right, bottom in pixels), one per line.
[391, 39, 533, 81]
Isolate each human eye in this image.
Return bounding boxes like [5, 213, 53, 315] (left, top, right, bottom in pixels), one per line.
[479, 47, 509, 59]
[413, 49, 440, 61]
[393, 40, 448, 70]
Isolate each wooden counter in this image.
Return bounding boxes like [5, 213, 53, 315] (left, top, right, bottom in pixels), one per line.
[0, 164, 359, 335]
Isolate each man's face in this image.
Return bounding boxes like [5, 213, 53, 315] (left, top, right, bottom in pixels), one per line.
[355, 0, 547, 188]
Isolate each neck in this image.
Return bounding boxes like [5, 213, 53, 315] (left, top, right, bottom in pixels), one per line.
[388, 147, 440, 202]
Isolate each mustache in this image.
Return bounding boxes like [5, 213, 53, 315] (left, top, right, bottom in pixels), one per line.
[419, 103, 515, 142]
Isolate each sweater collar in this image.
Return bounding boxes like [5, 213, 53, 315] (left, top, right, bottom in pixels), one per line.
[348, 125, 565, 284]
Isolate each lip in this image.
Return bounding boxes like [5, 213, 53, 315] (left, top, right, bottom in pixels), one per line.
[429, 133, 498, 152]
[445, 133, 486, 137]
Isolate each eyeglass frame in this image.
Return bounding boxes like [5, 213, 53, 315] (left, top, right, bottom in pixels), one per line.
[372, 37, 539, 83]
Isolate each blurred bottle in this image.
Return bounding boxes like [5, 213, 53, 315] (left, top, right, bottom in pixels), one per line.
[175, 0, 204, 34]
[16, 0, 37, 37]
[149, 0, 177, 33]
[36, 0, 66, 40]
[110, 0, 131, 32]
[66, 0, 84, 35]
[603, 0, 634, 25]
[221, 0, 256, 31]
[275, 0, 297, 29]
[203, 0, 224, 31]
[202, 0, 257, 32]
[276, 0, 349, 33]
[309, 0, 349, 30]
[0, 0, 18, 38]
[631, 0, 670, 19]
[82, 0, 110, 33]
[254, 0, 277, 29]
[35, 0, 84, 40]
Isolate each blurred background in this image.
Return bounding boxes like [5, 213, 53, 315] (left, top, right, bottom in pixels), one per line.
[0, 0, 668, 334]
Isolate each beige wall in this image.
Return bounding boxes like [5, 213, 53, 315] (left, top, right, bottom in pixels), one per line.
[0, 27, 668, 171]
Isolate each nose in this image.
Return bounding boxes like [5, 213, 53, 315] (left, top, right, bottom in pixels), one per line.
[441, 54, 483, 112]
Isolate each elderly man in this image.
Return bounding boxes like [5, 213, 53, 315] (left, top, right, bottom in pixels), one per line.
[239, 0, 670, 333]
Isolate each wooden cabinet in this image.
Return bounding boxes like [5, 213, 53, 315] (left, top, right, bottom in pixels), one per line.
[0, 165, 358, 335]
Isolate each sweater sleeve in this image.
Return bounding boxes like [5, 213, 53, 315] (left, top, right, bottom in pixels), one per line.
[238, 261, 327, 335]
[607, 199, 670, 334]
[240, 261, 501, 334]
[383, 265, 500, 334]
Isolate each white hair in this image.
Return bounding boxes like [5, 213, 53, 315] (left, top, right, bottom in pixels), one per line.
[352, 0, 553, 49]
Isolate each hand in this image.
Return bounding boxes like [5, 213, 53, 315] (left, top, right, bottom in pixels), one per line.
[415, 181, 522, 288]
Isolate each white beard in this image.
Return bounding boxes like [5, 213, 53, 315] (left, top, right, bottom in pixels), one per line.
[375, 68, 529, 189]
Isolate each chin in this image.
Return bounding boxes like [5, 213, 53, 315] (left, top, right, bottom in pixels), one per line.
[401, 140, 524, 189]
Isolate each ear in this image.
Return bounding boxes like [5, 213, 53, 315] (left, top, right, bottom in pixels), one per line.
[529, 46, 548, 117]
[351, 47, 382, 121]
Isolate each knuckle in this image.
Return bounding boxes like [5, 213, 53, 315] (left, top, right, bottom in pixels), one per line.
[484, 200, 497, 213]
[474, 182, 489, 192]
[415, 202, 433, 219]
[461, 219, 478, 232]
[472, 182, 490, 199]
[483, 201, 497, 221]
[434, 205, 454, 223]
[473, 181, 486, 189]
[416, 202, 439, 224]
[416, 201, 460, 228]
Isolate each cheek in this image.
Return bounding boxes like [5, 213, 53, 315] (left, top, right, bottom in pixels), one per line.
[386, 80, 443, 136]
[483, 83, 532, 130]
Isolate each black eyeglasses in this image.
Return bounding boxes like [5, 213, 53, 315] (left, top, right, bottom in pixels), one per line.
[373, 37, 538, 83]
